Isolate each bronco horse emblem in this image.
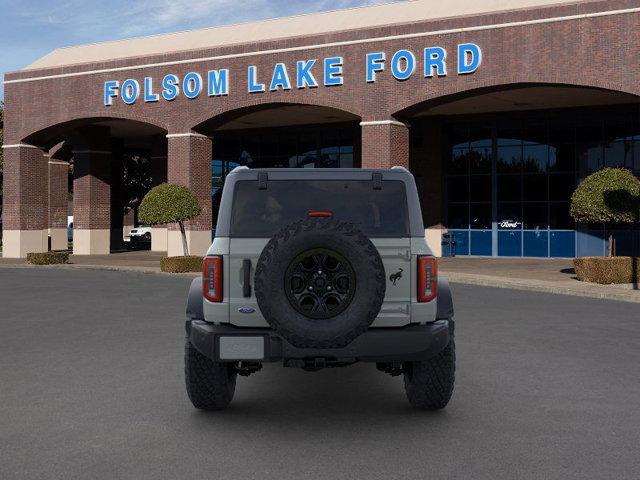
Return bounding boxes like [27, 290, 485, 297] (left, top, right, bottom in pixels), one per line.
[389, 268, 403, 285]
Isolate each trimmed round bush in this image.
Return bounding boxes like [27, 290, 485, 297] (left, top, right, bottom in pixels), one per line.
[570, 168, 640, 224]
[574, 256, 640, 284]
[27, 251, 70, 265]
[139, 183, 202, 226]
[160, 256, 203, 273]
[139, 183, 202, 256]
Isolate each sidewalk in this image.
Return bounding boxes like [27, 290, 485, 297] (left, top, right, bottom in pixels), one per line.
[1, 251, 639, 303]
[439, 257, 640, 303]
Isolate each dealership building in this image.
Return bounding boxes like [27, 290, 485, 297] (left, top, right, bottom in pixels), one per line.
[3, 0, 640, 258]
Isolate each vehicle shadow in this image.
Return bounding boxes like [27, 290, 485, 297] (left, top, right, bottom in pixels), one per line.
[187, 364, 453, 431]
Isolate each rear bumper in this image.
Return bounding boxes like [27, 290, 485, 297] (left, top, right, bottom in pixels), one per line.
[186, 320, 451, 364]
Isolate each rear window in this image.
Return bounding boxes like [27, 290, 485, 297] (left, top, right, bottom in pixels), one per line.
[229, 180, 410, 237]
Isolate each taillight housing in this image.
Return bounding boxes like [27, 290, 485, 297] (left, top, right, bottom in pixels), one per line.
[203, 256, 223, 302]
[417, 256, 438, 303]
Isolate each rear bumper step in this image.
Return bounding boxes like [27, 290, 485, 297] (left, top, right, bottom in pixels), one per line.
[186, 320, 451, 364]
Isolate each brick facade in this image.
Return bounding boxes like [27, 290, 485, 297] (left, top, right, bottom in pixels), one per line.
[2, 0, 640, 256]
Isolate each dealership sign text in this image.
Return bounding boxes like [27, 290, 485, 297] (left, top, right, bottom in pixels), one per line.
[103, 43, 482, 106]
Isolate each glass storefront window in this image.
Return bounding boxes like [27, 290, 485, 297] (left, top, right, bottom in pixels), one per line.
[549, 144, 575, 172]
[549, 202, 573, 229]
[470, 203, 492, 229]
[523, 204, 548, 230]
[604, 140, 632, 168]
[447, 176, 469, 203]
[469, 147, 492, 173]
[447, 204, 469, 229]
[450, 148, 469, 174]
[470, 175, 492, 202]
[523, 144, 548, 173]
[497, 145, 522, 173]
[523, 175, 547, 202]
[497, 175, 521, 201]
[497, 203, 522, 230]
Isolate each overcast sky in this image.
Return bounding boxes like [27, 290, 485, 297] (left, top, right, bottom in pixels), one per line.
[0, 0, 400, 100]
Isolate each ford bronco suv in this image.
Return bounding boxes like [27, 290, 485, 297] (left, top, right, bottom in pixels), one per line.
[185, 167, 455, 410]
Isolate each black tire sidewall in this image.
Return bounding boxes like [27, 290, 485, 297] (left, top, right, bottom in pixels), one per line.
[254, 219, 386, 348]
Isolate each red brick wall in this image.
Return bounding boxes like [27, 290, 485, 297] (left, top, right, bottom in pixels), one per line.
[361, 123, 410, 169]
[167, 135, 212, 231]
[4, 0, 639, 146]
[2, 146, 48, 230]
[3, 0, 640, 235]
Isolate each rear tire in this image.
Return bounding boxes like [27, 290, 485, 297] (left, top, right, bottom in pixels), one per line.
[184, 339, 237, 410]
[403, 327, 455, 410]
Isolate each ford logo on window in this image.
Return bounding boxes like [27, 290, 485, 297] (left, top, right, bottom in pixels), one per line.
[238, 306, 256, 314]
[499, 220, 521, 229]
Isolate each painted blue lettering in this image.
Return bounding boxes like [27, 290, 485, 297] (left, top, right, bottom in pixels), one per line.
[458, 43, 482, 74]
[183, 72, 203, 99]
[391, 50, 415, 81]
[208, 69, 229, 96]
[248, 66, 265, 93]
[270, 63, 292, 91]
[104, 81, 119, 106]
[366, 52, 385, 82]
[144, 77, 159, 102]
[324, 57, 343, 86]
[121, 79, 140, 104]
[161, 74, 179, 101]
[296, 60, 318, 88]
[424, 47, 447, 77]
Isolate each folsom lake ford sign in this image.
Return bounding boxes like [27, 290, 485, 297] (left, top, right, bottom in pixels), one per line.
[103, 43, 482, 106]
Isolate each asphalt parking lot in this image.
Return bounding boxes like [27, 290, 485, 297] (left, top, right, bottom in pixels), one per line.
[1, 268, 639, 480]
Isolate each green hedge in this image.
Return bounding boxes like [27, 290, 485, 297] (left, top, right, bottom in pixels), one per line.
[570, 168, 640, 224]
[139, 183, 202, 226]
[160, 256, 203, 273]
[574, 256, 640, 284]
[27, 251, 70, 265]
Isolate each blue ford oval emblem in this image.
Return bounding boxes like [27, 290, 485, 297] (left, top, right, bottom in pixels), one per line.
[238, 306, 256, 314]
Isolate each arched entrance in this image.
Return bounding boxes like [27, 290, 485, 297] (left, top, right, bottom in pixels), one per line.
[3, 118, 167, 257]
[397, 84, 640, 258]
[193, 103, 361, 232]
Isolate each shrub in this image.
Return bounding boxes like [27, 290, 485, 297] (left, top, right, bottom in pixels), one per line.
[574, 256, 640, 284]
[139, 183, 202, 256]
[570, 168, 640, 224]
[160, 255, 203, 273]
[27, 251, 70, 265]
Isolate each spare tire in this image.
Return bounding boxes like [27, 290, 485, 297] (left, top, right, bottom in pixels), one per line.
[254, 217, 386, 349]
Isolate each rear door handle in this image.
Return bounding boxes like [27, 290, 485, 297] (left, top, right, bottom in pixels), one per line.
[242, 259, 252, 298]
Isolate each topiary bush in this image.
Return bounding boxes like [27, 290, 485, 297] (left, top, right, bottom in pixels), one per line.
[160, 255, 203, 273]
[571, 168, 640, 257]
[27, 251, 70, 265]
[571, 168, 640, 224]
[574, 256, 639, 284]
[139, 183, 202, 256]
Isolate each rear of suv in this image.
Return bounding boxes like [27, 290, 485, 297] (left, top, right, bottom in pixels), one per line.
[185, 167, 455, 410]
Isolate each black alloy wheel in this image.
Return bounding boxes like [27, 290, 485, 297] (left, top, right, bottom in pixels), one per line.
[284, 248, 356, 320]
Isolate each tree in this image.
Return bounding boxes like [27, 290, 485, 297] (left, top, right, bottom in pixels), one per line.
[570, 167, 640, 256]
[121, 153, 152, 223]
[138, 183, 202, 256]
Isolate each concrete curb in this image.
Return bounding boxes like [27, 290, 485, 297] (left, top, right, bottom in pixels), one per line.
[0, 263, 199, 277]
[444, 272, 640, 304]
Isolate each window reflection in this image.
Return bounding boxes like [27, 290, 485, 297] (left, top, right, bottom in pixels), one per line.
[445, 107, 640, 256]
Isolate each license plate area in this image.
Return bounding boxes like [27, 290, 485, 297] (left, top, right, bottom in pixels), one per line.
[218, 336, 265, 360]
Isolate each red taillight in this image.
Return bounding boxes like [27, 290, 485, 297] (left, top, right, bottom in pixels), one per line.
[203, 256, 223, 302]
[417, 256, 438, 303]
[307, 210, 333, 218]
